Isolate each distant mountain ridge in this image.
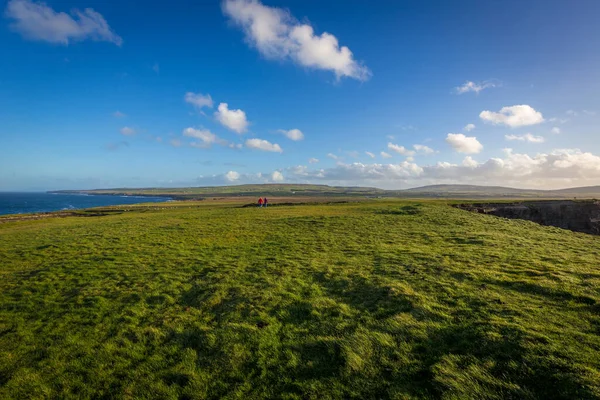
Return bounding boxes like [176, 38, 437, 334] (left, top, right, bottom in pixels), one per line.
[50, 183, 600, 199]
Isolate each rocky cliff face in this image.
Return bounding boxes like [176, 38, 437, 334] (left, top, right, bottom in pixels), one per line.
[456, 201, 600, 235]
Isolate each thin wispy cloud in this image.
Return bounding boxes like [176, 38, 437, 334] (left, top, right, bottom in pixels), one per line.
[5, 0, 122, 46]
[505, 133, 545, 143]
[120, 127, 136, 136]
[455, 80, 498, 94]
[222, 0, 370, 81]
[106, 141, 129, 151]
[387, 143, 415, 157]
[184, 92, 214, 110]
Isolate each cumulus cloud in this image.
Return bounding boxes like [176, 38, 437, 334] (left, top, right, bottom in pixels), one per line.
[387, 143, 415, 156]
[413, 144, 435, 155]
[480, 105, 544, 128]
[120, 127, 136, 136]
[271, 171, 284, 182]
[446, 133, 483, 154]
[5, 0, 122, 45]
[283, 148, 600, 189]
[464, 123, 475, 132]
[552, 127, 561, 134]
[327, 153, 339, 160]
[365, 151, 375, 159]
[455, 80, 497, 94]
[278, 128, 304, 141]
[225, 170, 240, 182]
[215, 103, 249, 133]
[184, 92, 214, 110]
[245, 138, 282, 153]
[380, 151, 392, 159]
[505, 133, 545, 143]
[222, 0, 370, 81]
[308, 157, 319, 164]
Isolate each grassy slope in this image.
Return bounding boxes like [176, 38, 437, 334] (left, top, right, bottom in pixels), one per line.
[52, 184, 385, 199]
[1, 200, 600, 399]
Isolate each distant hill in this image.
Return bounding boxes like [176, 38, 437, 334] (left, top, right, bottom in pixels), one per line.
[396, 184, 600, 199]
[50, 183, 600, 199]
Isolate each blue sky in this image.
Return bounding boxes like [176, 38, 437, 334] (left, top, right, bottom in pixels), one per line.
[1, 0, 599, 191]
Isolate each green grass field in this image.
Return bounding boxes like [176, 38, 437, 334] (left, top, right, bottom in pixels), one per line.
[1, 200, 600, 399]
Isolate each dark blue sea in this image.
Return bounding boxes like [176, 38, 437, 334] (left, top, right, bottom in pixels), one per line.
[0, 192, 171, 216]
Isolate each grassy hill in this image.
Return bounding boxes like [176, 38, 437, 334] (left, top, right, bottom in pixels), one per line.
[50, 184, 384, 200]
[1, 199, 600, 399]
[51, 183, 600, 199]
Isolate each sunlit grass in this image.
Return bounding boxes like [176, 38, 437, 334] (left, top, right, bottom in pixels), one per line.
[1, 200, 599, 399]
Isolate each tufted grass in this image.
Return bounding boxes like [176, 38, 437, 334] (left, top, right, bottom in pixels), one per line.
[1, 200, 600, 399]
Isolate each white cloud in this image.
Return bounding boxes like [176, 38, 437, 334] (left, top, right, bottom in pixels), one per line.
[271, 171, 284, 182]
[5, 0, 122, 46]
[386, 135, 395, 140]
[455, 80, 497, 94]
[413, 144, 435, 155]
[277, 128, 304, 141]
[480, 105, 544, 128]
[308, 157, 319, 164]
[583, 110, 597, 116]
[446, 133, 483, 154]
[549, 117, 569, 124]
[222, 0, 370, 81]
[120, 127, 136, 136]
[566, 110, 578, 116]
[380, 151, 392, 159]
[284, 148, 600, 189]
[327, 153, 339, 160]
[183, 127, 229, 148]
[462, 156, 478, 167]
[365, 151, 375, 159]
[184, 92, 214, 110]
[387, 143, 415, 156]
[225, 171, 240, 182]
[464, 123, 475, 132]
[183, 127, 216, 143]
[170, 139, 183, 147]
[215, 103, 249, 133]
[245, 138, 282, 153]
[551, 127, 561, 134]
[113, 111, 126, 118]
[505, 133, 545, 143]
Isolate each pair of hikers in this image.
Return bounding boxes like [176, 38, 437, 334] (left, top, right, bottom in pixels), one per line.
[258, 197, 268, 207]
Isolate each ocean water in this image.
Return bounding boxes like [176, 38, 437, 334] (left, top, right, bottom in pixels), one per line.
[0, 192, 170, 216]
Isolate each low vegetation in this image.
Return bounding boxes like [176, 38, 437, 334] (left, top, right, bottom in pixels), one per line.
[1, 199, 600, 399]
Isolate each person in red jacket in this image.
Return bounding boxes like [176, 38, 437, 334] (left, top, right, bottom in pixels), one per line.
[258, 197, 264, 207]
